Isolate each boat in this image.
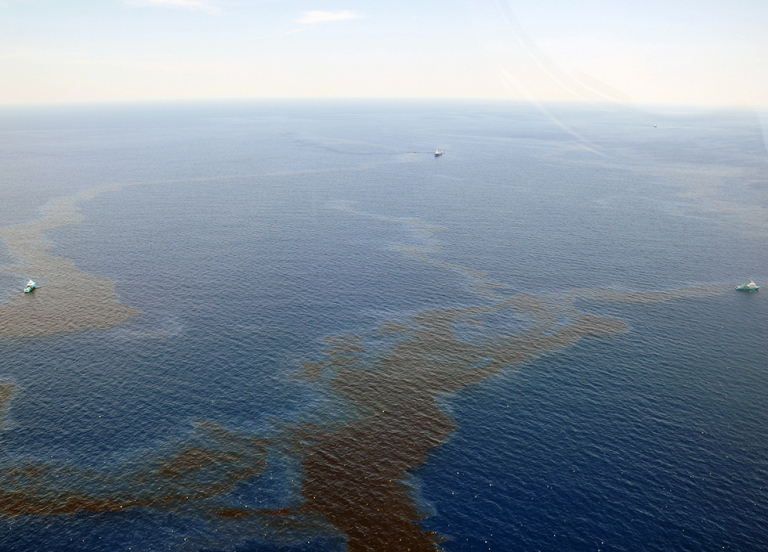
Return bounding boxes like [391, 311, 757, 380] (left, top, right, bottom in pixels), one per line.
[23, 279, 36, 293]
[434, 149, 443, 157]
[735, 280, 760, 291]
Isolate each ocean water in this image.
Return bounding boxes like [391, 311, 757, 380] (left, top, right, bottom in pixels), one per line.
[0, 101, 767, 551]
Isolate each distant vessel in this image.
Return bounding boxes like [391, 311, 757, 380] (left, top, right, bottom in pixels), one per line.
[23, 279, 36, 293]
[434, 150, 443, 157]
[736, 280, 760, 291]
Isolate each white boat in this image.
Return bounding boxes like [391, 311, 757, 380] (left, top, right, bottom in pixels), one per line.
[23, 279, 36, 293]
[434, 149, 443, 157]
[736, 280, 760, 291]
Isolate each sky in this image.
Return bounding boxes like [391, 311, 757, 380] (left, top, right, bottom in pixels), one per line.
[0, 0, 766, 106]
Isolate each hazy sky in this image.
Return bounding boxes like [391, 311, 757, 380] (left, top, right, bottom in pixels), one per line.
[1, 0, 766, 106]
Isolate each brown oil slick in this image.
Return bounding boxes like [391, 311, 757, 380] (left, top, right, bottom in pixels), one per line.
[285, 282, 732, 550]
[0, 192, 735, 550]
[0, 382, 12, 407]
[0, 160, 417, 339]
[0, 185, 139, 337]
[0, 284, 729, 549]
[0, 421, 269, 517]
[282, 295, 627, 551]
[279, 205, 734, 550]
[0, 382, 13, 430]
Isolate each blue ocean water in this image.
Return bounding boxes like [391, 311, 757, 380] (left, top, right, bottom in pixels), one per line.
[0, 101, 767, 551]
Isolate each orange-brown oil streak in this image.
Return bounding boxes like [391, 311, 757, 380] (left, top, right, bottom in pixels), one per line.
[0, 426, 269, 517]
[294, 300, 626, 551]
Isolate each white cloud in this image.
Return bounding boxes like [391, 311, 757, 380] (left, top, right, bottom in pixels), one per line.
[127, 0, 221, 14]
[298, 10, 358, 25]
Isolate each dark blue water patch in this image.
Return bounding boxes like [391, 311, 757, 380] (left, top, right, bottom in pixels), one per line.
[0, 327, 315, 462]
[417, 293, 768, 551]
[49, 171, 484, 331]
[224, 539, 345, 552]
[0, 509, 347, 552]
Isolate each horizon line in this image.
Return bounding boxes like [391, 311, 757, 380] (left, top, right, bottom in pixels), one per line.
[0, 97, 765, 111]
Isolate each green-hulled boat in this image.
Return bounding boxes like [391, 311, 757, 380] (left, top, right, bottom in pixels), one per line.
[736, 280, 760, 292]
[23, 279, 36, 293]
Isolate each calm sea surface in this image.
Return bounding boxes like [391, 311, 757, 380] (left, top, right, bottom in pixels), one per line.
[0, 101, 767, 551]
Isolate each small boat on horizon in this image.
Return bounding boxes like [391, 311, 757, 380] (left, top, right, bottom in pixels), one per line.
[736, 280, 760, 291]
[434, 149, 443, 157]
[23, 279, 36, 293]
